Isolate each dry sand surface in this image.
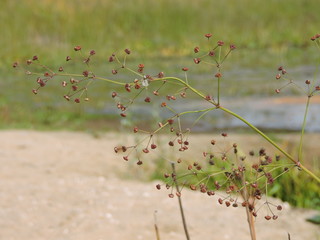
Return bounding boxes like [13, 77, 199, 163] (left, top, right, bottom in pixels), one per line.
[0, 130, 319, 240]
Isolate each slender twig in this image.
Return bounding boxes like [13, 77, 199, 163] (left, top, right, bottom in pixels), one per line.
[154, 210, 161, 240]
[298, 96, 311, 163]
[171, 162, 190, 240]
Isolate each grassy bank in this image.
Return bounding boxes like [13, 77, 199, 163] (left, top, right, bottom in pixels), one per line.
[3, 0, 320, 67]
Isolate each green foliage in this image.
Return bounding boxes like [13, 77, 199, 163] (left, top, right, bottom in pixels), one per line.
[268, 167, 320, 210]
[3, 0, 320, 67]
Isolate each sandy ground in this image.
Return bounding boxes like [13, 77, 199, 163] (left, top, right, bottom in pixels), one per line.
[0, 130, 319, 240]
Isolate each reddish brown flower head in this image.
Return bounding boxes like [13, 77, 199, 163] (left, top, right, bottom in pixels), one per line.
[217, 40, 224, 46]
[193, 58, 201, 64]
[158, 72, 164, 78]
[58, 66, 64, 72]
[156, 184, 161, 190]
[278, 66, 283, 71]
[151, 144, 157, 149]
[182, 67, 189, 71]
[138, 63, 145, 69]
[315, 86, 320, 91]
[27, 60, 32, 65]
[275, 89, 280, 94]
[32, 55, 38, 61]
[83, 70, 89, 77]
[32, 89, 38, 95]
[205, 33, 213, 39]
[194, 46, 200, 53]
[74, 45, 82, 51]
[108, 56, 114, 62]
[12, 62, 18, 68]
[275, 74, 281, 79]
[311, 36, 317, 41]
[230, 44, 236, 50]
[215, 72, 222, 78]
[111, 92, 117, 98]
[90, 50, 96, 56]
[112, 69, 118, 75]
[124, 48, 131, 54]
[144, 97, 151, 103]
[74, 98, 80, 103]
[209, 51, 215, 56]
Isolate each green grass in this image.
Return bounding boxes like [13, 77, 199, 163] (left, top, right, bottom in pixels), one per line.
[3, 0, 320, 68]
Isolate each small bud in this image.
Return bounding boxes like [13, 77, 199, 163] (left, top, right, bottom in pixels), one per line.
[221, 133, 228, 137]
[156, 184, 161, 190]
[74, 45, 82, 51]
[144, 97, 151, 103]
[277, 205, 282, 211]
[215, 72, 222, 78]
[211, 140, 216, 145]
[151, 144, 157, 149]
[108, 56, 114, 62]
[168, 141, 174, 146]
[218, 198, 223, 204]
[64, 95, 70, 101]
[32, 55, 38, 61]
[225, 201, 231, 207]
[124, 48, 131, 54]
[83, 70, 89, 77]
[27, 60, 32, 65]
[182, 67, 189, 71]
[111, 92, 117, 98]
[157, 72, 164, 78]
[32, 89, 38, 95]
[58, 66, 64, 72]
[120, 113, 126, 117]
[143, 148, 149, 153]
[12, 62, 18, 68]
[265, 215, 271, 220]
[123, 156, 128, 161]
[305, 80, 311, 85]
[90, 50, 96, 56]
[275, 89, 280, 94]
[193, 58, 201, 64]
[194, 46, 200, 53]
[217, 40, 224, 46]
[205, 33, 212, 39]
[62, 81, 67, 87]
[230, 44, 236, 50]
[137, 160, 143, 165]
[66, 56, 71, 61]
[112, 69, 118, 75]
[276, 74, 281, 79]
[209, 51, 215, 56]
[168, 193, 174, 198]
[74, 98, 80, 103]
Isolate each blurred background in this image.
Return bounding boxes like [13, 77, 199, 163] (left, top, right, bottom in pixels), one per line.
[3, 0, 320, 131]
[1, 0, 320, 211]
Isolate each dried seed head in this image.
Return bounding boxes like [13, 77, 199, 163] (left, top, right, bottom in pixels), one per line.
[305, 80, 311, 85]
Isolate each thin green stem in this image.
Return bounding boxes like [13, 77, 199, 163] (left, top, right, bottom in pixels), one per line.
[298, 96, 311, 163]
